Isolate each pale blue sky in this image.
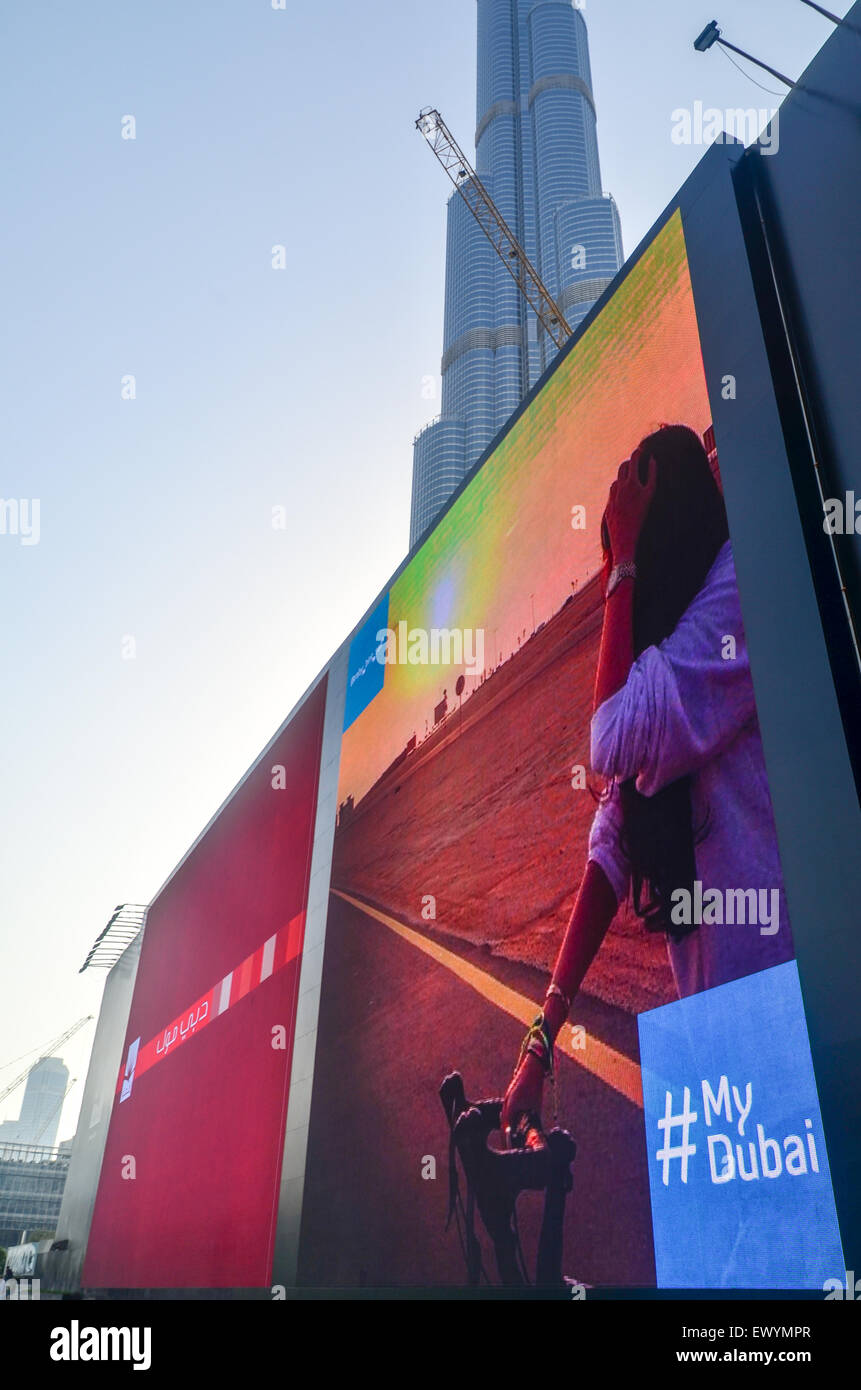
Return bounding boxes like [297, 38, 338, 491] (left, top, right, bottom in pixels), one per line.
[0, 0, 847, 1140]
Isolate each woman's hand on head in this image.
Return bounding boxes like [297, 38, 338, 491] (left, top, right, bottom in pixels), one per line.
[604, 451, 657, 565]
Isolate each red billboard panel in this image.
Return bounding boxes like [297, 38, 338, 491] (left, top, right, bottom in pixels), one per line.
[83, 677, 327, 1289]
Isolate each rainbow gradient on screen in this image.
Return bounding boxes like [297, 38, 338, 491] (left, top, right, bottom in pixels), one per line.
[340, 211, 712, 806]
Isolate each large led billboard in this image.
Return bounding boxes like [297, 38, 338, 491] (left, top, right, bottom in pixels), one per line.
[83, 677, 327, 1290]
[71, 129, 859, 1297]
[296, 196, 845, 1290]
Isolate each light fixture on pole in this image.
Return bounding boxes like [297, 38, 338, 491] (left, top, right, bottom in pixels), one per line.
[694, 20, 797, 88]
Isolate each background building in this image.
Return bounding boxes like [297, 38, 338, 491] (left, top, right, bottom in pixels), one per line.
[0, 1140, 71, 1249]
[0, 1057, 69, 1150]
[410, 0, 623, 544]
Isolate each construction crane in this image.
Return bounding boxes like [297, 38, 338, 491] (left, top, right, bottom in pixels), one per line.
[416, 107, 572, 350]
[0, 1016, 92, 1108]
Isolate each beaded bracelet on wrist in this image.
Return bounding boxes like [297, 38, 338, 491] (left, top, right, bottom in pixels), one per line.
[517, 1011, 554, 1077]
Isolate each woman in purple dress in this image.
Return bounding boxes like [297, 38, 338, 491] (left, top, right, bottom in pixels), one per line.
[502, 424, 794, 1143]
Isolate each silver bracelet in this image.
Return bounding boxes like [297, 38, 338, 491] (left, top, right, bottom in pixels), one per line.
[545, 982, 571, 1015]
[606, 561, 637, 598]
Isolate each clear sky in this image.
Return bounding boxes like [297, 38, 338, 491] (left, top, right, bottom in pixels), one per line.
[0, 0, 848, 1142]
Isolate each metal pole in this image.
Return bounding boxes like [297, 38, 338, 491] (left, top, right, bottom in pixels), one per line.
[716, 36, 797, 88]
[798, 0, 843, 22]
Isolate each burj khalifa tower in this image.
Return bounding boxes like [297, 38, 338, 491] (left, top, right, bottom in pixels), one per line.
[411, 0, 623, 546]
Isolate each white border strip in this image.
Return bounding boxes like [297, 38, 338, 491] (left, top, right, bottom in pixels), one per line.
[271, 644, 349, 1288]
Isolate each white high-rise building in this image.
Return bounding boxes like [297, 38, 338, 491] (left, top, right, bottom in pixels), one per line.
[2, 1056, 69, 1150]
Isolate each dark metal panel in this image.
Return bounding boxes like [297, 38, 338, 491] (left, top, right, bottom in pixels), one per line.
[683, 144, 861, 1266]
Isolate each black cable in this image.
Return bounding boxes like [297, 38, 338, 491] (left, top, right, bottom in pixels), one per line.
[717, 40, 787, 97]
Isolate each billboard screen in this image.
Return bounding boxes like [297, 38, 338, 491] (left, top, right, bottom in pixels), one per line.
[83, 677, 327, 1289]
[297, 206, 843, 1290]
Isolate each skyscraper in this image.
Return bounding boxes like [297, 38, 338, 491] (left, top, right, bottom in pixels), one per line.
[410, 0, 623, 545]
[0, 1057, 69, 1150]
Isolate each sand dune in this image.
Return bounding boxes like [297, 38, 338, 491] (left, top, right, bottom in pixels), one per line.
[334, 575, 676, 1016]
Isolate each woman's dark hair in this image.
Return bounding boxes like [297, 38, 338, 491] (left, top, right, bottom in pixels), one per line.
[604, 424, 729, 940]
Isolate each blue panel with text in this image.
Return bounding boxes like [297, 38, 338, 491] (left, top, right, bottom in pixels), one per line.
[638, 961, 844, 1289]
[343, 594, 389, 732]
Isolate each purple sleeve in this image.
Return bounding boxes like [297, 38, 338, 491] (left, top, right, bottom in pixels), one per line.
[587, 786, 630, 906]
[590, 545, 756, 797]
